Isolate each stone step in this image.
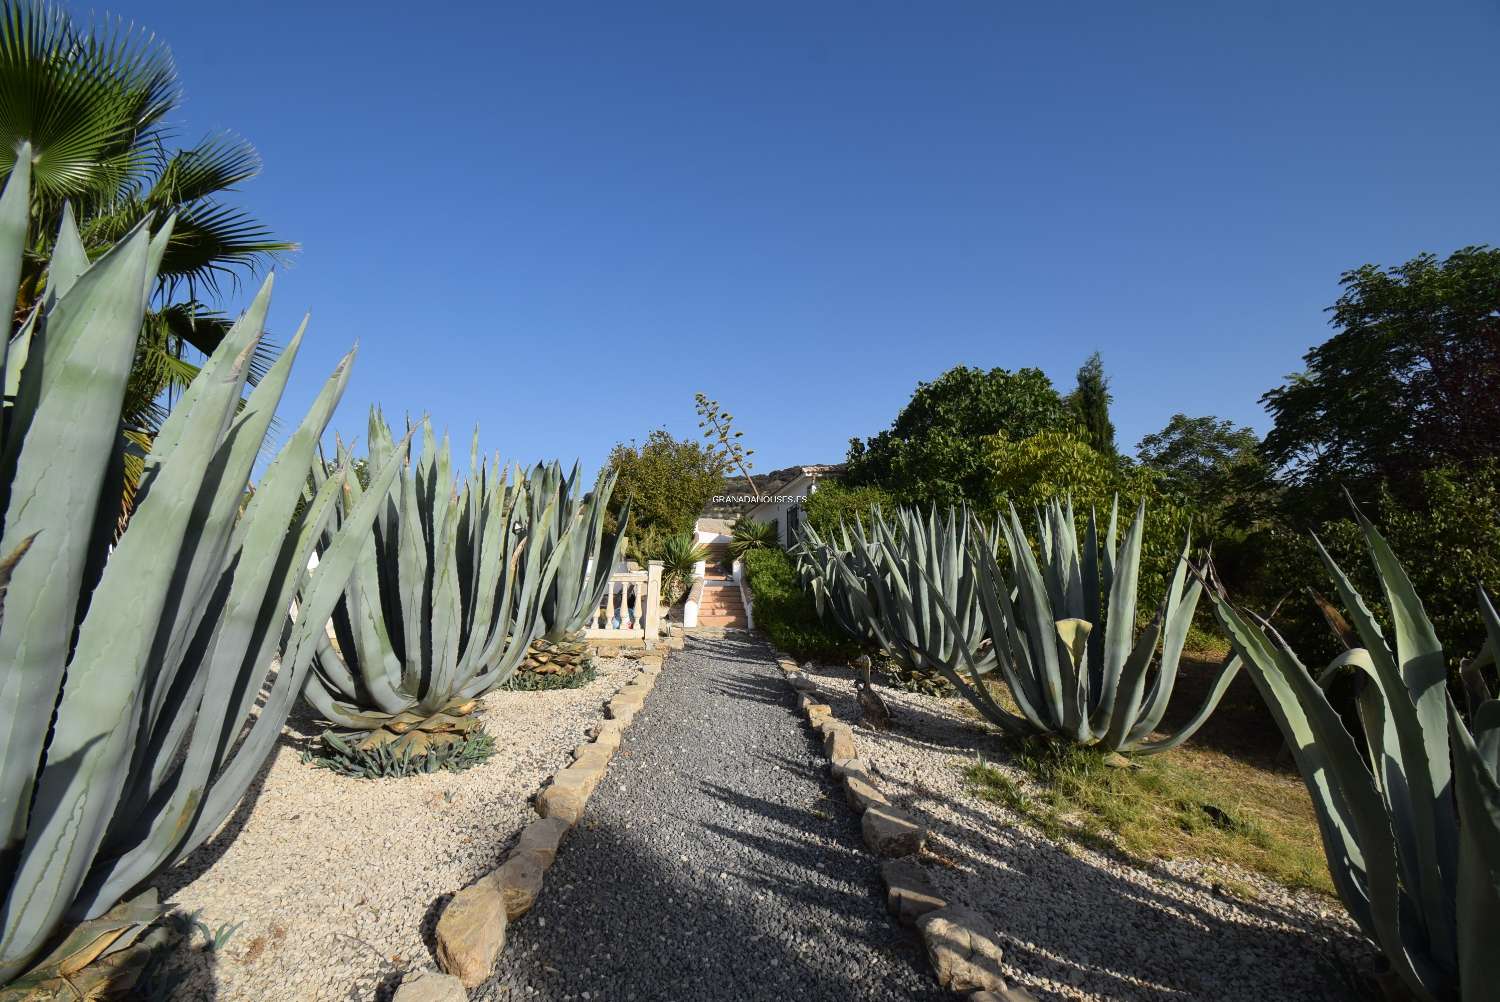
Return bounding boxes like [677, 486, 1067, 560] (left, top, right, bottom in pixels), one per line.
[697, 614, 748, 627]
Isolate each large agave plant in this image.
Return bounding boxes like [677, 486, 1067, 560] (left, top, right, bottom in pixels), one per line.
[799, 507, 996, 677]
[0, 153, 397, 989]
[526, 460, 625, 642]
[302, 415, 617, 758]
[1205, 506, 1500, 1002]
[931, 498, 1241, 753]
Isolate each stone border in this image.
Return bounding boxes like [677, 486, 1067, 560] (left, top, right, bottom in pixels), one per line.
[770, 651, 1035, 1002]
[395, 652, 670, 999]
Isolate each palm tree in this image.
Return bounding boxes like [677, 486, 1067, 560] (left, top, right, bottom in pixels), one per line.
[0, 0, 293, 505]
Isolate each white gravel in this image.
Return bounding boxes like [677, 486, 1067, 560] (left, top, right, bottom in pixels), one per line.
[148, 657, 638, 1002]
[798, 662, 1371, 1002]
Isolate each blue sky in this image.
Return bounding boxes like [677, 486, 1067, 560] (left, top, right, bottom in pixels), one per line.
[124, 0, 1499, 475]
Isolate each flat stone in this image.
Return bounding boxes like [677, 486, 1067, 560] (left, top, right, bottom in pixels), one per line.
[606, 697, 640, 723]
[491, 853, 546, 920]
[589, 720, 624, 750]
[824, 724, 857, 762]
[830, 755, 866, 780]
[881, 859, 945, 926]
[918, 906, 1007, 993]
[536, 781, 587, 826]
[805, 702, 832, 725]
[863, 804, 928, 857]
[777, 656, 799, 673]
[640, 658, 663, 675]
[393, 968, 467, 1002]
[1102, 752, 1133, 768]
[844, 769, 890, 812]
[512, 817, 569, 868]
[572, 743, 613, 770]
[559, 762, 606, 799]
[435, 879, 508, 987]
[788, 675, 818, 693]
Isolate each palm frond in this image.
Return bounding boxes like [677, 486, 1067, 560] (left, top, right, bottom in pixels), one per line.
[157, 200, 295, 299]
[145, 133, 261, 206]
[0, 1, 178, 199]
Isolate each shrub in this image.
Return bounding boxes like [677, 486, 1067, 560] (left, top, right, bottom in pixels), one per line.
[729, 516, 777, 560]
[742, 548, 859, 662]
[802, 481, 896, 537]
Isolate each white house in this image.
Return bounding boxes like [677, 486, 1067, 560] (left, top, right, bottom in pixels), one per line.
[695, 464, 843, 549]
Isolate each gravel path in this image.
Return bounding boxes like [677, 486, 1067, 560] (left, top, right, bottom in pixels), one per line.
[478, 634, 947, 1002]
[149, 657, 640, 1002]
[799, 662, 1371, 1002]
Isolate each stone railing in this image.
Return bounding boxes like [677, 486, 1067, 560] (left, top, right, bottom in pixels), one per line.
[585, 559, 662, 646]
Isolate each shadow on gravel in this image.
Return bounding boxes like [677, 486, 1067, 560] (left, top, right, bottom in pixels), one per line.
[484, 818, 945, 1002]
[783, 659, 1367, 1000]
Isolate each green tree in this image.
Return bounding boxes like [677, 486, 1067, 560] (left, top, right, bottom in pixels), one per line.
[1066, 351, 1116, 454]
[1260, 245, 1500, 510]
[843, 365, 1071, 507]
[605, 429, 723, 538]
[1136, 413, 1267, 520]
[0, 1, 292, 455]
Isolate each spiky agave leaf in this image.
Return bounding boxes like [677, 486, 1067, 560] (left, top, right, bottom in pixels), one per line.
[0, 156, 378, 985]
[1198, 502, 1500, 1001]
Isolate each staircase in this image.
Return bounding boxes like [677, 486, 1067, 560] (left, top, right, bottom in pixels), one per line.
[697, 580, 748, 628]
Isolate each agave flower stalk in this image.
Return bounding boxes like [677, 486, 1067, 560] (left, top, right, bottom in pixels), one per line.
[1204, 505, 1500, 1002]
[0, 153, 399, 988]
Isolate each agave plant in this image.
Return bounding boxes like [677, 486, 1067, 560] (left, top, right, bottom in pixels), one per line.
[527, 460, 625, 643]
[511, 462, 625, 688]
[729, 515, 776, 560]
[0, 154, 397, 990]
[302, 415, 618, 766]
[925, 498, 1242, 752]
[1204, 506, 1500, 1001]
[799, 506, 995, 678]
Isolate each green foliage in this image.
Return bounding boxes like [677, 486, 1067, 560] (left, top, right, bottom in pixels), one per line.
[1136, 413, 1264, 516]
[742, 547, 859, 662]
[0, 1, 293, 482]
[656, 532, 709, 604]
[843, 364, 1072, 507]
[729, 516, 776, 560]
[1065, 351, 1116, 455]
[606, 429, 722, 536]
[0, 161, 385, 985]
[304, 729, 496, 779]
[802, 481, 895, 538]
[304, 412, 618, 737]
[499, 662, 598, 692]
[1205, 509, 1500, 1002]
[952, 499, 1240, 753]
[799, 507, 993, 677]
[1261, 245, 1500, 504]
[982, 430, 1193, 603]
[1231, 464, 1500, 674]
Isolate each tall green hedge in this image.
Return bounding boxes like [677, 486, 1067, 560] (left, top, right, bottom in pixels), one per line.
[742, 547, 859, 662]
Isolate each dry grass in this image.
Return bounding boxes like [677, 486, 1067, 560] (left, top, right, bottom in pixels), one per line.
[953, 654, 1332, 898]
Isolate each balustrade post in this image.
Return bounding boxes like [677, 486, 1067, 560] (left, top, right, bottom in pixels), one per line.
[645, 560, 663, 645]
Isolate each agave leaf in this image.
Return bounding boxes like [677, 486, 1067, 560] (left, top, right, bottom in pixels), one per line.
[0, 224, 154, 913]
[1447, 697, 1500, 1001]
